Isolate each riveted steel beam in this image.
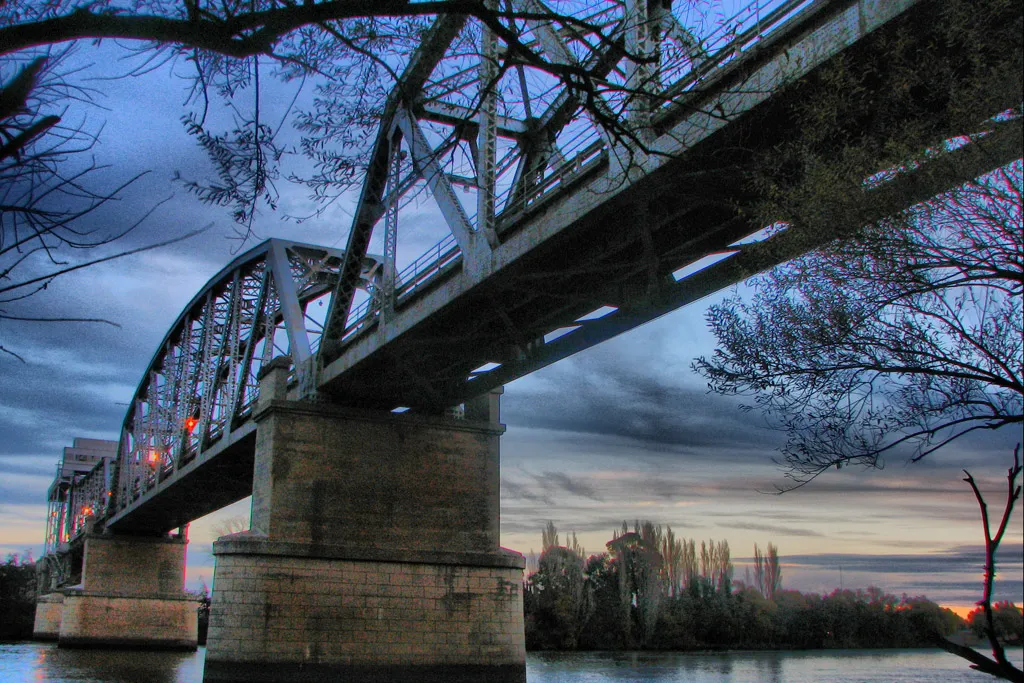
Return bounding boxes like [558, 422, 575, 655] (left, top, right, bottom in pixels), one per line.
[394, 105, 479, 254]
[320, 15, 467, 364]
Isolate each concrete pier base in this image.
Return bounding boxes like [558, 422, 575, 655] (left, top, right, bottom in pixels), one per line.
[57, 533, 197, 650]
[204, 368, 525, 682]
[205, 540, 525, 682]
[33, 592, 64, 640]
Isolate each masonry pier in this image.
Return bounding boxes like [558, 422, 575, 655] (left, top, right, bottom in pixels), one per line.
[203, 361, 526, 682]
[55, 532, 197, 649]
[32, 592, 64, 640]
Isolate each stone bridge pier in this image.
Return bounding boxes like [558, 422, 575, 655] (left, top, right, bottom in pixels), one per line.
[38, 531, 197, 649]
[203, 361, 526, 682]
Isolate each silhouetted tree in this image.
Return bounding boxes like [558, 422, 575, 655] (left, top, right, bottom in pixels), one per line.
[524, 522, 593, 649]
[0, 552, 36, 640]
[754, 542, 782, 600]
[523, 522, 966, 653]
[935, 450, 1024, 682]
[0, 53, 199, 359]
[694, 0, 1022, 485]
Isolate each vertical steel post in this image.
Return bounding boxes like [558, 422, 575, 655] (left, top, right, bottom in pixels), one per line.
[382, 133, 402, 324]
[477, 0, 501, 249]
[625, 0, 656, 145]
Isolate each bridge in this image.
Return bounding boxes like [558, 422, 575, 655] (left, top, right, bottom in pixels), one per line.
[33, 0, 1021, 680]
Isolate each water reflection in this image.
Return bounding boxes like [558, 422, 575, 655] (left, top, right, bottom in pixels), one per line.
[2, 643, 205, 683]
[2, 643, 1021, 683]
[753, 652, 783, 683]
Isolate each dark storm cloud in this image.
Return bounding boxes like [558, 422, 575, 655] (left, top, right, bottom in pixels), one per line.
[541, 471, 603, 501]
[501, 470, 604, 508]
[906, 579, 1022, 595]
[499, 511, 643, 539]
[0, 351, 130, 457]
[501, 478, 554, 506]
[0, 460, 54, 477]
[504, 368, 774, 452]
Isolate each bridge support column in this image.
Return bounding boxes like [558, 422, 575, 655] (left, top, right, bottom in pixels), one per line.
[33, 592, 64, 640]
[57, 533, 197, 649]
[204, 368, 524, 683]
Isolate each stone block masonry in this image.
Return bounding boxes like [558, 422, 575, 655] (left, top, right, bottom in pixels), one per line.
[54, 532, 198, 650]
[32, 592, 64, 640]
[205, 544, 524, 681]
[204, 369, 525, 682]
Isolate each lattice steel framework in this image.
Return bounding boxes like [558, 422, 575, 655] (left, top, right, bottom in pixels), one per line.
[57, 240, 370, 541]
[316, 0, 820, 363]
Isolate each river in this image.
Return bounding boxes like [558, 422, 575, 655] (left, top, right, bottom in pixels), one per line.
[1, 643, 1021, 682]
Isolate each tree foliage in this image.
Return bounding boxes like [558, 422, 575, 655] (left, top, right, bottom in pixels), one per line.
[0, 0, 730, 356]
[0, 50, 203, 359]
[694, 0, 1022, 483]
[696, 169, 1023, 483]
[753, 542, 781, 601]
[0, 0, 720, 222]
[935, 452, 1024, 682]
[969, 602, 1024, 645]
[522, 522, 966, 652]
[0, 552, 36, 641]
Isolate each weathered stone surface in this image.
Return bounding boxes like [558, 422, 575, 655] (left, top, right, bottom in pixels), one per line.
[249, 401, 503, 554]
[33, 592, 64, 640]
[206, 394, 525, 682]
[82, 533, 188, 598]
[56, 533, 198, 650]
[59, 594, 197, 649]
[206, 546, 524, 674]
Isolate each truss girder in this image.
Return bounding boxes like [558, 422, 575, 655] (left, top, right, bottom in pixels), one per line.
[53, 240, 345, 540]
[319, 15, 468, 363]
[318, 1, 745, 366]
[51, 0, 1021, 541]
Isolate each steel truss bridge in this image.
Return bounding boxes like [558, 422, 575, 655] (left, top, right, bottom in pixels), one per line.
[44, 0, 1022, 557]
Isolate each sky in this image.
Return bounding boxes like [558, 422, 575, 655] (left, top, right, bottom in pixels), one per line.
[1, 21, 1022, 617]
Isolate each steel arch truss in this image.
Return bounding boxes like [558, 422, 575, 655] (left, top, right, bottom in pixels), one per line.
[318, 0, 810, 363]
[101, 240, 348, 524]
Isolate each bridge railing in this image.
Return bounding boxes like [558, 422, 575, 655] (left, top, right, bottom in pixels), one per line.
[342, 232, 463, 343]
[658, 0, 812, 104]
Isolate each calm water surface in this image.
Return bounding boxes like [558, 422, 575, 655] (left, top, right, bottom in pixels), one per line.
[1, 643, 1021, 682]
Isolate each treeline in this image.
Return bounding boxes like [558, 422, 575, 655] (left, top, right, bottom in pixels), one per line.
[523, 521, 971, 651]
[0, 552, 36, 641]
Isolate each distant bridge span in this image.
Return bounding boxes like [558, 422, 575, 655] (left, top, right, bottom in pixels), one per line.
[37, 0, 1021, 675]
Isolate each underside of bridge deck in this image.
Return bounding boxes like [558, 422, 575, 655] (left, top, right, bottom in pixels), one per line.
[317, 0, 1023, 413]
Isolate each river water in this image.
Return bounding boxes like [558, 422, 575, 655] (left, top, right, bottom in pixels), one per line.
[1, 643, 1021, 682]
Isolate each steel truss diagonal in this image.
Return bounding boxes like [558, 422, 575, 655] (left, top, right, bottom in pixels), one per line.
[57, 240, 347, 539]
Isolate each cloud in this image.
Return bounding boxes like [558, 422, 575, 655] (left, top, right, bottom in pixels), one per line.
[504, 362, 780, 454]
[786, 544, 1024, 576]
[720, 522, 825, 538]
[0, 485, 46, 506]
